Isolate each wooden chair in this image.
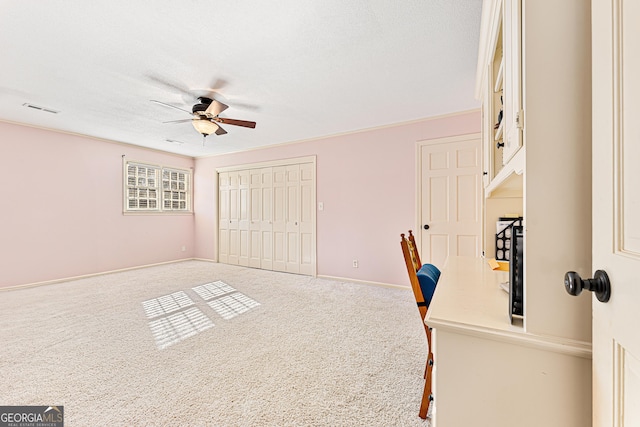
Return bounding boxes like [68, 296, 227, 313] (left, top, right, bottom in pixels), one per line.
[400, 230, 441, 419]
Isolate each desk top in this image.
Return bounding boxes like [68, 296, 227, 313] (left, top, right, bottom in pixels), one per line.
[425, 256, 591, 358]
[425, 256, 520, 333]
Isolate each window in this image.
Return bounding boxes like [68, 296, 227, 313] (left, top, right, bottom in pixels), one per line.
[124, 161, 191, 213]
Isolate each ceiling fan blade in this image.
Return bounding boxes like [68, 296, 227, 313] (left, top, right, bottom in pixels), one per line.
[205, 99, 229, 117]
[215, 125, 228, 135]
[162, 118, 193, 124]
[151, 100, 192, 115]
[214, 117, 257, 128]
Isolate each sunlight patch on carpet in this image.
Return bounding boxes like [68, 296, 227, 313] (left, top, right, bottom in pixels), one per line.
[148, 307, 214, 349]
[192, 281, 236, 301]
[142, 291, 194, 318]
[207, 292, 261, 320]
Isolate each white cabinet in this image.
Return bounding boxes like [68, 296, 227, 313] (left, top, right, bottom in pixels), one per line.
[482, 0, 523, 185]
[428, 0, 593, 424]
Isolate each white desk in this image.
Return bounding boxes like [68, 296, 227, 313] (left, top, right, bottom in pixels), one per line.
[425, 257, 591, 427]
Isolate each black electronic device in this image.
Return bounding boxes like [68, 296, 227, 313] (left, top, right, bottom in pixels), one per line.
[509, 225, 524, 323]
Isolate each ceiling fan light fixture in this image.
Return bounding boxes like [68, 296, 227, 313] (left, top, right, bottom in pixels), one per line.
[192, 119, 219, 136]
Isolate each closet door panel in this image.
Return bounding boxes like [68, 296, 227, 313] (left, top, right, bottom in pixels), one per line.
[260, 168, 273, 270]
[272, 166, 287, 272]
[238, 170, 250, 266]
[249, 169, 262, 268]
[299, 163, 315, 275]
[227, 171, 240, 265]
[218, 172, 231, 263]
[285, 165, 300, 273]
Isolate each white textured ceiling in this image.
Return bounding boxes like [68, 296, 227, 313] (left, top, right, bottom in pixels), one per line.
[0, 0, 482, 157]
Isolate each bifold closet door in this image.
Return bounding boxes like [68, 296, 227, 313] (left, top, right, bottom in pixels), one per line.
[218, 162, 314, 275]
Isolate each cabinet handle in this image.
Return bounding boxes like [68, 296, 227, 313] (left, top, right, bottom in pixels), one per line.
[496, 141, 505, 149]
[564, 270, 611, 303]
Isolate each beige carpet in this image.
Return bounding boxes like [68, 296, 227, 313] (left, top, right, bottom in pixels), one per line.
[0, 260, 430, 426]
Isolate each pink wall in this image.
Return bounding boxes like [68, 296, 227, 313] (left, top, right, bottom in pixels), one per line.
[194, 111, 480, 286]
[0, 122, 195, 288]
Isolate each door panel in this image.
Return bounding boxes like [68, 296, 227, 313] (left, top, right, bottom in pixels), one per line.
[592, 0, 640, 424]
[218, 172, 230, 263]
[228, 171, 240, 264]
[285, 165, 300, 273]
[249, 169, 262, 268]
[457, 235, 479, 257]
[272, 166, 286, 272]
[261, 168, 273, 270]
[238, 170, 250, 266]
[299, 163, 315, 275]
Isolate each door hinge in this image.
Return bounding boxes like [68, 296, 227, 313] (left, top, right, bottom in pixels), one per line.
[516, 109, 524, 129]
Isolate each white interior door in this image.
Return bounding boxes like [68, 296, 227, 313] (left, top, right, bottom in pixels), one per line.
[592, 0, 640, 425]
[419, 134, 482, 268]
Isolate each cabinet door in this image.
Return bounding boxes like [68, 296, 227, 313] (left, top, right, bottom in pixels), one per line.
[502, 0, 522, 163]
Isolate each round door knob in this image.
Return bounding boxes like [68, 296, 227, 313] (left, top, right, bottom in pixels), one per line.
[564, 270, 611, 303]
[424, 224, 430, 230]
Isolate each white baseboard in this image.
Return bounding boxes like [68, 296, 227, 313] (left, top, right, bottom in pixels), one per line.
[2, 259, 409, 294]
[317, 274, 409, 290]
[0, 258, 197, 292]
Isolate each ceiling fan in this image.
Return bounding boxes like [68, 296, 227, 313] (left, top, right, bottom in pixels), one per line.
[152, 97, 256, 137]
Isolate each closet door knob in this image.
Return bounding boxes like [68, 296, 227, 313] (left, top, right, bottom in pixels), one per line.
[424, 224, 430, 230]
[564, 270, 611, 303]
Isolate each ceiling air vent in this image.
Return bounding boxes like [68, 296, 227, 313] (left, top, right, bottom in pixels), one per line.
[22, 103, 59, 114]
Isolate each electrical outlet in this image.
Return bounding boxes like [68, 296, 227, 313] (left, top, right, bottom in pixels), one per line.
[181, 246, 186, 252]
[352, 259, 358, 268]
